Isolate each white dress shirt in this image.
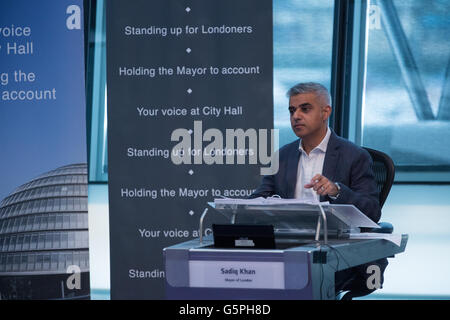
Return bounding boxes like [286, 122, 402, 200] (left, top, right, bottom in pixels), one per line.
[294, 127, 331, 201]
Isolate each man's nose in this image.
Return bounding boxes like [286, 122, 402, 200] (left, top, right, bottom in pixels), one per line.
[292, 108, 303, 120]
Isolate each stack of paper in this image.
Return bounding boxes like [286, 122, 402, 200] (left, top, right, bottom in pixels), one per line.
[349, 232, 402, 246]
[214, 197, 330, 206]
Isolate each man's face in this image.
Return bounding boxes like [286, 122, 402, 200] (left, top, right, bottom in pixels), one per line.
[289, 92, 331, 139]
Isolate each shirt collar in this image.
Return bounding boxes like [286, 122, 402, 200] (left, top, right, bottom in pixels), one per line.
[298, 127, 331, 154]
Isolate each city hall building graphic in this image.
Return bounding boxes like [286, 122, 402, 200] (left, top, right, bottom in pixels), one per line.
[0, 164, 89, 299]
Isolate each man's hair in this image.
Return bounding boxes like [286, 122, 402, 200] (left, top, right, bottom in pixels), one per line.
[286, 82, 331, 106]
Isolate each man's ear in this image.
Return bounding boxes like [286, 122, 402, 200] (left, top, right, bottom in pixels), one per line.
[322, 105, 332, 120]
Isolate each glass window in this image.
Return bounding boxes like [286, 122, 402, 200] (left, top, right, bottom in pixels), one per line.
[18, 202, 26, 215]
[79, 251, 86, 268]
[51, 252, 59, 270]
[33, 187, 42, 198]
[27, 254, 35, 271]
[13, 254, 20, 271]
[46, 198, 54, 212]
[18, 216, 26, 232]
[43, 253, 50, 270]
[74, 185, 81, 196]
[12, 217, 20, 233]
[362, 0, 450, 179]
[47, 185, 55, 197]
[7, 194, 15, 205]
[7, 205, 15, 218]
[81, 198, 88, 211]
[25, 215, 33, 231]
[6, 254, 13, 271]
[13, 193, 21, 202]
[81, 184, 88, 196]
[1, 207, 8, 219]
[0, 220, 5, 233]
[63, 214, 70, 228]
[11, 202, 19, 214]
[23, 201, 33, 214]
[38, 199, 46, 213]
[68, 232, 75, 248]
[35, 253, 43, 271]
[56, 214, 63, 229]
[31, 200, 39, 213]
[51, 176, 59, 185]
[82, 213, 88, 228]
[38, 233, 45, 249]
[67, 198, 74, 211]
[20, 254, 27, 271]
[53, 198, 61, 211]
[59, 252, 66, 270]
[9, 235, 16, 251]
[20, 191, 28, 201]
[60, 185, 69, 196]
[47, 186, 55, 197]
[30, 234, 38, 250]
[73, 198, 81, 211]
[33, 215, 41, 230]
[273, 0, 335, 147]
[60, 198, 67, 211]
[21, 189, 30, 199]
[48, 214, 56, 229]
[40, 215, 48, 230]
[52, 185, 59, 197]
[73, 251, 80, 267]
[23, 202, 31, 214]
[65, 252, 73, 267]
[2, 198, 10, 207]
[2, 198, 9, 207]
[0, 255, 6, 272]
[78, 214, 85, 228]
[0, 236, 6, 251]
[82, 231, 89, 247]
[70, 214, 77, 228]
[16, 234, 24, 251]
[40, 186, 48, 198]
[45, 233, 53, 249]
[6, 219, 13, 233]
[39, 178, 48, 187]
[13, 204, 21, 217]
[23, 234, 30, 250]
[29, 188, 37, 198]
[61, 232, 68, 249]
[53, 232, 61, 249]
[48, 186, 58, 197]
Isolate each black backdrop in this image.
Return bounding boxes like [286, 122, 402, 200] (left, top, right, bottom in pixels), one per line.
[107, 0, 273, 299]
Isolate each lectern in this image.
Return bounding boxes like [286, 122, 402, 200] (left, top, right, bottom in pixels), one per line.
[164, 199, 408, 300]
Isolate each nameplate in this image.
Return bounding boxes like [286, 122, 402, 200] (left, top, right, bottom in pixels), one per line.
[189, 260, 285, 289]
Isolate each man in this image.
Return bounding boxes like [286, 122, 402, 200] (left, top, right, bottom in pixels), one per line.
[251, 82, 387, 298]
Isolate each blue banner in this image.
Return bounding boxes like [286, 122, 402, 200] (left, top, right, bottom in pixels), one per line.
[0, 0, 89, 299]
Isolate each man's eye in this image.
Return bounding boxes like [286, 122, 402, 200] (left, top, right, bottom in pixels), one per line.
[302, 107, 310, 112]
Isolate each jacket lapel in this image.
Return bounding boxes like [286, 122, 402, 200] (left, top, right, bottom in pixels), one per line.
[321, 131, 340, 201]
[285, 141, 301, 198]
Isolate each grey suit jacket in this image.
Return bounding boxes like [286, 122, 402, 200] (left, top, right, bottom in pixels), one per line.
[251, 131, 381, 222]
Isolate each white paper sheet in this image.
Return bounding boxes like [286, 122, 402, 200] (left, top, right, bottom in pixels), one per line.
[349, 232, 402, 246]
[214, 197, 330, 206]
